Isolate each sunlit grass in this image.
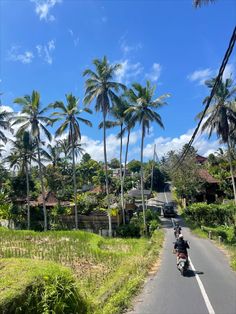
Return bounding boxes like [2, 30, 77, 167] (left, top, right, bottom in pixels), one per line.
[0, 227, 164, 313]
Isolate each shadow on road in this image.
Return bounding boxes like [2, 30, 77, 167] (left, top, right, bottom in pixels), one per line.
[184, 270, 204, 278]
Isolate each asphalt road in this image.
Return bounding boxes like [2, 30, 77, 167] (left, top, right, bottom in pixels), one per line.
[127, 186, 236, 314]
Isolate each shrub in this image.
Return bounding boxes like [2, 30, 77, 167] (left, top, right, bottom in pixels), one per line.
[116, 223, 140, 238]
[0, 258, 87, 314]
[185, 202, 236, 227]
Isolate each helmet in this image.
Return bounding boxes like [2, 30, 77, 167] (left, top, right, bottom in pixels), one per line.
[178, 234, 183, 238]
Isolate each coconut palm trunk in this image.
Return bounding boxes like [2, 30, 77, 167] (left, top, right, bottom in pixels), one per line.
[227, 140, 236, 205]
[103, 112, 112, 237]
[140, 122, 147, 234]
[123, 129, 130, 181]
[71, 137, 78, 229]
[119, 124, 125, 224]
[37, 140, 47, 231]
[25, 160, 30, 230]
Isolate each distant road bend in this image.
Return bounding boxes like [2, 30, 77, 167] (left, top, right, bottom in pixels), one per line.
[127, 184, 236, 314]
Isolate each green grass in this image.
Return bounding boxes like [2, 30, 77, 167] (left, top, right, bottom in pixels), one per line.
[0, 258, 86, 314]
[0, 228, 164, 313]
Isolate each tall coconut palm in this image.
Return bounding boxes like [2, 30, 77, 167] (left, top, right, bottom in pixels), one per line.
[83, 56, 126, 236]
[0, 143, 5, 157]
[194, 0, 216, 7]
[13, 90, 52, 231]
[126, 81, 170, 233]
[51, 93, 92, 229]
[42, 142, 61, 167]
[0, 109, 12, 144]
[57, 138, 71, 159]
[198, 77, 236, 204]
[99, 96, 131, 224]
[6, 132, 37, 229]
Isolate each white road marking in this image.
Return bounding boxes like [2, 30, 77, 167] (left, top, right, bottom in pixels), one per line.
[164, 190, 168, 203]
[171, 218, 175, 227]
[189, 257, 215, 314]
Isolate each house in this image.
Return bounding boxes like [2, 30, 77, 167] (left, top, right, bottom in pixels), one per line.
[196, 154, 207, 165]
[196, 168, 220, 203]
[29, 191, 71, 208]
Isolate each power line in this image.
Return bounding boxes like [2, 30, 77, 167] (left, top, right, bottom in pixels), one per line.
[173, 26, 236, 170]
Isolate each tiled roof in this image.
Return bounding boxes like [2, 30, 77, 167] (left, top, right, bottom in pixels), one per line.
[198, 169, 219, 183]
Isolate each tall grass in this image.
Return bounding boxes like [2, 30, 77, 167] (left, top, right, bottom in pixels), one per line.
[0, 228, 164, 313]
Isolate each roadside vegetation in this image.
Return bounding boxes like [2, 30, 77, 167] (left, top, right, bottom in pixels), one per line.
[0, 228, 164, 313]
[181, 203, 236, 271]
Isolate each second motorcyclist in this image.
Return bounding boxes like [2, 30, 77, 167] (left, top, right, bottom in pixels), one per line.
[173, 234, 190, 265]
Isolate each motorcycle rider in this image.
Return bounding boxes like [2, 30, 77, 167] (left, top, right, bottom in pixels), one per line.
[174, 234, 190, 265]
[174, 222, 182, 238]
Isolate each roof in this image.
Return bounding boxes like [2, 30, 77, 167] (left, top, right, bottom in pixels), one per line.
[196, 154, 207, 164]
[197, 169, 219, 184]
[128, 189, 152, 198]
[30, 191, 71, 207]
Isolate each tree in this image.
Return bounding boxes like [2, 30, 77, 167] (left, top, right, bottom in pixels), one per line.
[6, 132, 37, 229]
[0, 108, 12, 144]
[198, 78, 236, 204]
[43, 142, 61, 167]
[51, 93, 92, 229]
[13, 91, 52, 231]
[194, 0, 216, 8]
[165, 146, 203, 203]
[127, 159, 142, 174]
[83, 56, 126, 236]
[126, 81, 170, 232]
[109, 158, 120, 169]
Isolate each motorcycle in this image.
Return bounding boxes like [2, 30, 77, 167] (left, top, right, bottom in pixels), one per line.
[174, 229, 181, 239]
[176, 252, 189, 276]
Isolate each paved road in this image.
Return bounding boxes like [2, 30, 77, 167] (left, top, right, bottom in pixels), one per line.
[127, 185, 236, 314]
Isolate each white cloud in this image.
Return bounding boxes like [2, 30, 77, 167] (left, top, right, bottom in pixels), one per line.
[187, 68, 214, 85]
[31, 0, 62, 22]
[223, 63, 235, 81]
[145, 63, 162, 82]
[143, 127, 221, 159]
[119, 34, 142, 56]
[188, 62, 235, 86]
[36, 40, 56, 64]
[115, 59, 143, 84]
[0, 105, 14, 113]
[68, 28, 79, 47]
[8, 46, 34, 64]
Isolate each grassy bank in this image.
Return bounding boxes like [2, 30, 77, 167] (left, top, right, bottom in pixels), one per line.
[0, 228, 164, 313]
[182, 213, 236, 271]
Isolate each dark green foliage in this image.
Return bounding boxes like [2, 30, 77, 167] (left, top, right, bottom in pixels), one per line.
[9, 173, 36, 199]
[127, 159, 142, 173]
[117, 209, 161, 238]
[116, 223, 141, 238]
[185, 202, 235, 227]
[0, 258, 87, 314]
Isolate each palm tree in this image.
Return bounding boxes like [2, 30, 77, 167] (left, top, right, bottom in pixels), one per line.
[0, 109, 12, 144]
[0, 143, 5, 157]
[83, 56, 126, 236]
[6, 132, 37, 229]
[43, 142, 61, 167]
[99, 96, 130, 224]
[57, 138, 71, 159]
[126, 81, 170, 233]
[51, 93, 92, 229]
[13, 90, 52, 231]
[198, 77, 236, 204]
[194, 0, 216, 7]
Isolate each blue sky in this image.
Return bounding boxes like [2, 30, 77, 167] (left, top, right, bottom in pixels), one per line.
[1, 0, 236, 161]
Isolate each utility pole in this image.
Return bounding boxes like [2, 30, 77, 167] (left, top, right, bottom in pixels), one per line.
[150, 144, 156, 193]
